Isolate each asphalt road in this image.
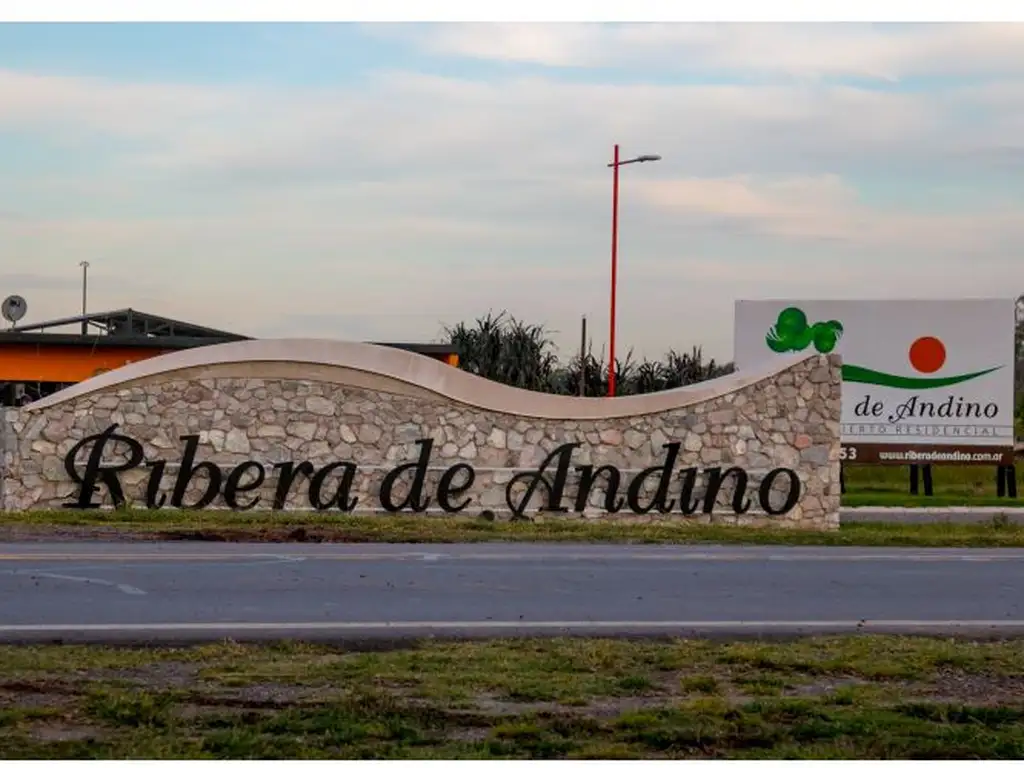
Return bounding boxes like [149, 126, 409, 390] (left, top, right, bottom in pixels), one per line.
[2, 542, 1024, 643]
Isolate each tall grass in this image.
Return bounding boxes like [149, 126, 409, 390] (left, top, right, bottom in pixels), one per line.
[442, 311, 733, 397]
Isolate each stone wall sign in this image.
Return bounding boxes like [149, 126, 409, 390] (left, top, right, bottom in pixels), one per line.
[0, 339, 843, 529]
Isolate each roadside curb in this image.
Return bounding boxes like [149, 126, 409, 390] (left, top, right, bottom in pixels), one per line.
[841, 507, 1024, 524]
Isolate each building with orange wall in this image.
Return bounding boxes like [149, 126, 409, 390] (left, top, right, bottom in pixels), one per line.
[0, 308, 459, 406]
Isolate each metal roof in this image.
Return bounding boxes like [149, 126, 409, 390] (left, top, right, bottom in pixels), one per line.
[0, 308, 456, 355]
[3, 308, 250, 341]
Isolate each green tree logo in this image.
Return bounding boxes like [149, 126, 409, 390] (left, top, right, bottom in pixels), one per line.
[762, 305, 1003, 390]
[765, 307, 844, 354]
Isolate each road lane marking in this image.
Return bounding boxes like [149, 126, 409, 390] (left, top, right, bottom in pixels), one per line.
[0, 554, 314, 562]
[0, 569, 146, 596]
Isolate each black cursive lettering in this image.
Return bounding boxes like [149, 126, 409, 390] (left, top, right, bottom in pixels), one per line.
[437, 463, 476, 513]
[574, 464, 624, 513]
[626, 442, 681, 514]
[170, 435, 222, 509]
[224, 461, 266, 510]
[379, 438, 434, 513]
[676, 467, 702, 515]
[145, 459, 168, 508]
[58, 432, 809, 518]
[308, 461, 358, 511]
[62, 424, 145, 509]
[504, 442, 578, 518]
[273, 461, 315, 509]
[702, 466, 752, 514]
[759, 468, 801, 515]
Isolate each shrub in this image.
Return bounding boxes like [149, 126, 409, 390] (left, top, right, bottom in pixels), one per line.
[441, 312, 732, 396]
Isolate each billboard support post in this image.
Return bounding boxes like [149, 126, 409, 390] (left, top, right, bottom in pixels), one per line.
[997, 465, 1018, 498]
[908, 465, 934, 497]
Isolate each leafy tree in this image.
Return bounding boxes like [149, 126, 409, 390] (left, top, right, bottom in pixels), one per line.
[1016, 295, 1023, 434]
[1016, 294, 1024, 361]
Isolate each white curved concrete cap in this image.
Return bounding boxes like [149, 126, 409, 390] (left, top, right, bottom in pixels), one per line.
[24, 338, 822, 420]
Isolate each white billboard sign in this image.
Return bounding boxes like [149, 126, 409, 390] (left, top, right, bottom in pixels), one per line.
[733, 299, 1016, 465]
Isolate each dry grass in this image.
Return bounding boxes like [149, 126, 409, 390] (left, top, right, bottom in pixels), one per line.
[3, 637, 1024, 758]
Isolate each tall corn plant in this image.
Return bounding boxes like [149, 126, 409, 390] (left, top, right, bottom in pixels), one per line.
[443, 312, 562, 393]
[442, 312, 732, 396]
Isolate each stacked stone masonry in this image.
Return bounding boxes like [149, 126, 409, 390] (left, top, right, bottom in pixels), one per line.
[0, 352, 842, 530]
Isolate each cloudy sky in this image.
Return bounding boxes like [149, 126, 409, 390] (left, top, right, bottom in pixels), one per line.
[1, 22, 1022, 362]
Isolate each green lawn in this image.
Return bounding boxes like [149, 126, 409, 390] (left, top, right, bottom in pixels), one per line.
[842, 463, 1020, 507]
[6, 508, 1024, 547]
[843, 492, 1024, 508]
[3, 637, 1024, 758]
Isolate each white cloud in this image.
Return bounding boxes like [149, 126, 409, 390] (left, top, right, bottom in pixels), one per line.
[3, 66, 1019, 181]
[0, 70, 229, 142]
[375, 23, 1024, 81]
[633, 174, 1024, 248]
[0, 36, 1022, 361]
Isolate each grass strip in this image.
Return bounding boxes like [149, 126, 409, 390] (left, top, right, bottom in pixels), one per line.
[4, 508, 1024, 547]
[3, 636, 1024, 758]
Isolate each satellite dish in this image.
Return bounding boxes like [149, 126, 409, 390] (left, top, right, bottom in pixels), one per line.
[1, 295, 26, 324]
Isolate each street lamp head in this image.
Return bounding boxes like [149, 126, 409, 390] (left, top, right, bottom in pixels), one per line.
[607, 152, 663, 168]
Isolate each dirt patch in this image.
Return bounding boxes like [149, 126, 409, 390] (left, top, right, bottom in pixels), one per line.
[464, 693, 566, 716]
[29, 723, 102, 743]
[575, 695, 693, 718]
[0, 528, 166, 544]
[175, 701, 279, 721]
[903, 671, 1024, 705]
[86, 662, 201, 689]
[446, 726, 493, 742]
[465, 691, 691, 718]
[186, 683, 336, 707]
[159, 527, 342, 543]
[0, 524, 383, 544]
[786, 670, 1024, 706]
[790, 676, 868, 697]
[0, 525, 159, 543]
[0, 678, 80, 698]
[0, 689, 68, 709]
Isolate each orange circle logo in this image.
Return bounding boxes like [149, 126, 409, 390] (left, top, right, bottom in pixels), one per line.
[908, 336, 946, 374]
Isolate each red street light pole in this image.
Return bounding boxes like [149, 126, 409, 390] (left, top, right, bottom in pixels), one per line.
[607, 144, 662, 397]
